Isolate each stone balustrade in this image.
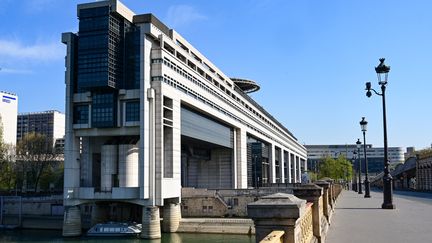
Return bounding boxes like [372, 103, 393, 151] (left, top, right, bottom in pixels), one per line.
[248, 179, 342, 243]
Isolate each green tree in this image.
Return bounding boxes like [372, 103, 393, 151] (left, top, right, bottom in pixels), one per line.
[16, 132, 60, 192]
[0, 116, 16, 191]
[318, 155, 353, 181]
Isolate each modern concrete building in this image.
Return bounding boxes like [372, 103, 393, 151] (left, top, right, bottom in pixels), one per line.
[0, 91, 18, 146]
[17, 110, 65, 149]
[61, 0, 307, 238]
[306, 144, 405, 174]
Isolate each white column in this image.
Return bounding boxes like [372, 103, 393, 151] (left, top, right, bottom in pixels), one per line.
[288, 152, 292, 183]
[281, 150, 285, 183]
[293, 155, 297, 182]
[236, 129, 248, 189]
[270, 144, 276, 183]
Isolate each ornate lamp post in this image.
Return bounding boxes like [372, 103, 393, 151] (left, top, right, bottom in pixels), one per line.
[365, 58, 395, 209]
[360, 117, 371, 198]
[356, 139, 362, 194]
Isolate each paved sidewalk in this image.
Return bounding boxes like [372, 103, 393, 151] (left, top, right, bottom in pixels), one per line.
[326, 190, 432, 243]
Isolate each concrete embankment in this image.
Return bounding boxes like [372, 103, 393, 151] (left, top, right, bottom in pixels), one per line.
[177, 218, 254, 235]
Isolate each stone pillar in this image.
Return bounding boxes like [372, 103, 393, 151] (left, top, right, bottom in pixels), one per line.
[248, 193, 307, 243]
[293, 184, 326, 243]
[162, 203, 181, 232]
[91, 204, 108, 226]
[321, 178, 334, 210]
[62, 206, 82, 237]
[315, 180, 330, 224]
[141, 206, 161, 239]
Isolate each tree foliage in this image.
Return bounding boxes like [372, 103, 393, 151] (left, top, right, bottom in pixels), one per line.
[318, 155, 353, 181]
[0, 116, 16, 190]
[16, 132, 62, 192]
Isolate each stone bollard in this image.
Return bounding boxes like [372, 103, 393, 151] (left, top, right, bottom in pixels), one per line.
[248, 193, 307, 243]
[162, 203, 181, 233]
[315, 180, 330, 224]
[62, 206, 82, 237]
[141, 206, 161, 239]
[321, 178, 335, 210]
[293, 184, 326, 243]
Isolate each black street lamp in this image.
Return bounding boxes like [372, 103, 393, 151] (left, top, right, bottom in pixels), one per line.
[360, 117, 371, 198]
[356, 139, 362, 194]
[352, 152, 357, 192]
[365, 58, 395, 209]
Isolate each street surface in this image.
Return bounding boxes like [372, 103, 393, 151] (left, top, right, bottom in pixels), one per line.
[326, 189, 432, 243]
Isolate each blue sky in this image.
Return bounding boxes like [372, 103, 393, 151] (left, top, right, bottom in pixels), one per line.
[0, 0, 431, 150]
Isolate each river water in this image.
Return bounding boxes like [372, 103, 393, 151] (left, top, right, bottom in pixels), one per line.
[0, 229, 255, 243]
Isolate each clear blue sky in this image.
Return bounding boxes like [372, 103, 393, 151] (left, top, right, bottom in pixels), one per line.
[1, 0, 431, 150]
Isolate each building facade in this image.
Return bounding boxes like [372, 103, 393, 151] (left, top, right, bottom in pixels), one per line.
[0, 91, 18, 146]
[61, 0, 307, 237]
[416, 150, 432, 191]
[17, 110, 65, 149]
[306, 144, 405, 174]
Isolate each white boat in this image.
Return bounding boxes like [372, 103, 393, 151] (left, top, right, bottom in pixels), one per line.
[87, 222, 142, 237]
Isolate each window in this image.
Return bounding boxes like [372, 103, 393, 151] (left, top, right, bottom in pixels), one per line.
[91, 92, 116, 127]
[125, 101, 139, 122]
[73, 105, 89, 124]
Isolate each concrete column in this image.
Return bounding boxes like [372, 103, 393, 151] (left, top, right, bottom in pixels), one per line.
[288, 152, 292, 183]
[270, 144, 276, 183]
[141, 206, 161, 239]
[236, 129, 248, 189]
[62, 206, 82, 237]
[162, 203, 181, 232]
[248, 193, 307, 243]
[293, 184, 326, 243]
[91, 204, 108, 226]
[281, 150, 286, 183]
[293, 154, 297, 183]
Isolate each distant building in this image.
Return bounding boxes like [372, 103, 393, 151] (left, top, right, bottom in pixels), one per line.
[17, 110, 65, 149]
[0, 91, 18, 146]
[416, 149, 432, 191]
[306, 144, 405, 174]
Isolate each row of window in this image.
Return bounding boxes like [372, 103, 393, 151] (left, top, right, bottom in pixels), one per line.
[162, 42, 292, 139]
[73, 100, 139, 125]
[159, 74, 291, 152]
[157, 56, 295, 149]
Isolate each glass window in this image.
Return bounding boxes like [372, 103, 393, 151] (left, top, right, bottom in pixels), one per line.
[125, 101, 139, 122]
[73, 105, 89, 124]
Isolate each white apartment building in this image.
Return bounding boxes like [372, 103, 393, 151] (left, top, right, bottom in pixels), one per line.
[17, 110, 65, 148]
[0, 91, 18, 146]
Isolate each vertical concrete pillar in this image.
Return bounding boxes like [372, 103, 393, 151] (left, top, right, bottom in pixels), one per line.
[141, 206, 161, 239]
[162, 203, 181, 232]
[236, 129, 248, 189]
[281, 150, 286, 183]
[62, 206, 82, 237]
[91, 204, 108, 226]
[293, 184, 327, 243]
[270, 144, 276, 183]
[248, 193, 307, 243]
[288, 152, 292, 183]
[293, 154, 297, 183]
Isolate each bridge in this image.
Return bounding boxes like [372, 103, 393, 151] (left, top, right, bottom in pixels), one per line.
[326, 189, 432, 243]
[251, 184, 432, 243]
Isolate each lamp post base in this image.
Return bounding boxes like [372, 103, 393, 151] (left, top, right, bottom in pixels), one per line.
[381, 203, 395, 209]
[364, 180, 371, 198]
